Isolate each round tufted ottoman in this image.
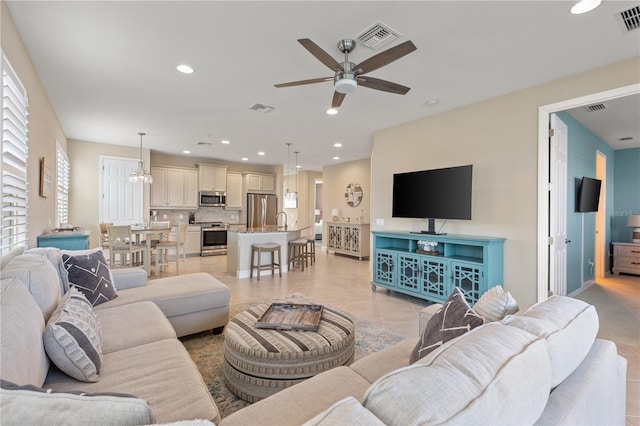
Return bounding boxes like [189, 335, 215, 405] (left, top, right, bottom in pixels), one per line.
[223, 303, 355, 402]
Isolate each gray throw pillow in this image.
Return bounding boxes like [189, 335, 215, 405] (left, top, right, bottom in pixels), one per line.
[410, 287, 484, 363]
[62, 250, 117, 306]
[43, 288, 103, 382]
[0, 380, 155, 425]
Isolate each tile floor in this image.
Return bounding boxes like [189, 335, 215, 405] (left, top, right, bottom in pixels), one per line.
[150, 244, 640, 424]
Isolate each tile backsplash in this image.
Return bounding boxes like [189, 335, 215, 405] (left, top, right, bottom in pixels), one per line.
[151, 207, 243, 225]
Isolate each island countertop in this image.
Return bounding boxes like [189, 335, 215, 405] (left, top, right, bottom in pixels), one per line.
[228, 225, 311, 234]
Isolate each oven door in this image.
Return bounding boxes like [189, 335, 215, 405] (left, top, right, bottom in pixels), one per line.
[201, 229, 228, 255]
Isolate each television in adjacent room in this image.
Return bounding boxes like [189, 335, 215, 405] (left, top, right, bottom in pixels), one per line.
[576, 176, 602, 213]
[392, 164, 473, 234]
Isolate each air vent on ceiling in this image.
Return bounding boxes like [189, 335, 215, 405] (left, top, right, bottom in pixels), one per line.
[196, 141, 212, 146]
[354, 21, 401, 50]
[618, 136, 635, 141]
[615, 5, 640, 33]
[584, 103, 608, 112]
[249, 103, 274, 113]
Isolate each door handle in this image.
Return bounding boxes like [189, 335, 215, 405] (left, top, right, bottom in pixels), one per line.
[565, 239, 571, 243]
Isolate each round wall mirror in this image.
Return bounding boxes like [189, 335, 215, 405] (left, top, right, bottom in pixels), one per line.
[345, 183, 363, 207]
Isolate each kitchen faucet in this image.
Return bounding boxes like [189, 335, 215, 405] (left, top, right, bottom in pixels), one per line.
[275, 211, 288, 230]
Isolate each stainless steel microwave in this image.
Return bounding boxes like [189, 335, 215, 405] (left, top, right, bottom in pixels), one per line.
[199, 191, 226, 207]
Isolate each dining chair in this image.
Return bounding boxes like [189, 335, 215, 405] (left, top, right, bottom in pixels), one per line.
[148, 221, 171, 265]
[107, 225, 146, 269]
[98, 222, 113, 255]
[155, 223, 188, 276]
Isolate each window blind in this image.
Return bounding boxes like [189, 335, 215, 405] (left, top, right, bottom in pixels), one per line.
[56, 142, 69, 226]
[1, 54, 29, 258]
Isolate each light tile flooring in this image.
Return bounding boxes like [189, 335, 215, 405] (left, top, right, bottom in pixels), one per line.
[150, 244, 640, 424]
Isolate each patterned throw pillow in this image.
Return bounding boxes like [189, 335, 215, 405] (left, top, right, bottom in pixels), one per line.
[473, 285, 519, 322]
[62, 250, 117, 306]
[43, 288, 103, 382]
[410, 287, 484, 363]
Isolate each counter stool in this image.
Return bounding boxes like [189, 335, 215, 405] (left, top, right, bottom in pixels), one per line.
[250, 243, 282, 281]
[288, 238, 308, 271]
[306, 238, 316, 265]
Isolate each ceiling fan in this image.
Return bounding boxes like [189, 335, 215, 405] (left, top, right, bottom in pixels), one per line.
[275, 38, 417, 108]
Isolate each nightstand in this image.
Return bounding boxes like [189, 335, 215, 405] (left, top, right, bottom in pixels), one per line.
[612, 242, 640, 276]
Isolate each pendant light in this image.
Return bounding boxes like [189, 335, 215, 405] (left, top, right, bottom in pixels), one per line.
[284, 143, 297, 208]
[128, 132, 153, 184]
[294, 151, 300, 196]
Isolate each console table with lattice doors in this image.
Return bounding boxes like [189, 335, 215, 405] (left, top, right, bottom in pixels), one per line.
[326, 222, 370, 260]
[372, 231, 505, 304]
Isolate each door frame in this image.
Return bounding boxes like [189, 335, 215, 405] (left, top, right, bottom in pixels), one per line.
[595, 150, 606, 279]
[536, 83, 640, 302]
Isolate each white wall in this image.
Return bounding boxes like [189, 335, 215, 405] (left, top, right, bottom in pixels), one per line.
[371, 57, 640, 306]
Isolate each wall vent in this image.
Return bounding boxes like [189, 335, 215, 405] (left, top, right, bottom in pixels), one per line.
[354, 21, 401, 50]
[584, 103, 608, 112]
[249, 103, 274, 113]
[196, 141, 212, 146]
[615, 5, 640, 33]
[618, 136, 635, 141]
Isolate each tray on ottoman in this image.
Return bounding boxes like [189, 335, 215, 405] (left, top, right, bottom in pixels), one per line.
[255, 303, 323, 331]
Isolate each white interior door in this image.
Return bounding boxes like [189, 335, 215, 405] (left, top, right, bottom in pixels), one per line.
[595, 151, 606, 278]
[100, 156, 143, 225]
[549, 113, 568, 296]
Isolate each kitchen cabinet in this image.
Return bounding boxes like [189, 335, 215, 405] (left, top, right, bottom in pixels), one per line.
[198, 164, 227, 192]
[225, 172, 243, 210]
[151, 166, 198, 209]
[185, 225, 201, 256]
[371, 231, 505, 304]
[246, 173, 275, 193]
[326, 222, 370, 260]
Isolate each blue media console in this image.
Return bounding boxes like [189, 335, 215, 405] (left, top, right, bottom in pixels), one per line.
[371, 231, 505, 304]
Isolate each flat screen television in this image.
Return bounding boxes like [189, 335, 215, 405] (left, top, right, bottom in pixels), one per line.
[392, 164, 473, 234]
[576, 176, 601, 212]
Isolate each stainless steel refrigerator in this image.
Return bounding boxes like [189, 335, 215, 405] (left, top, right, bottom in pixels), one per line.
[246, 193, 278, 228]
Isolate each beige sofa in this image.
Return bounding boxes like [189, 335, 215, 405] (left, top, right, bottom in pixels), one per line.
[0, 248, 229, 424]
[221, 295, 627, 425]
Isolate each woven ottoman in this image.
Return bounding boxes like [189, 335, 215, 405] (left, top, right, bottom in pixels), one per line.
[223, 303, 355, 402]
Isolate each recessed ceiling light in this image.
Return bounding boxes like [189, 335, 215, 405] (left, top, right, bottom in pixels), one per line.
[242, 157, 249, 161]
[176, 64, 194, 74]
[296, 165, 302, 169]
[333, 156, 340, 160]
[258, 151, 265, 156]
[221, 140, 230, 144]
[334, 142, 342, 148]
[326, 108, 338, 115]
[425, 99, 439, 106]
[570, 0, 601, 14]
[182, 150, 191, 154]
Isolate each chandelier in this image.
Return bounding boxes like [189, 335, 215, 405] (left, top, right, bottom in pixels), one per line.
[128, 132, 153, 184]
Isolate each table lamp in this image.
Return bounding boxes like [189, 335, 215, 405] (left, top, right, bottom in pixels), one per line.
[331, 208, 340, 221]
[627, 215, 640, 243]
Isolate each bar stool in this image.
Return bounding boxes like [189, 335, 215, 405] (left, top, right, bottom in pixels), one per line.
[305, 237, 316, 265]
[288, 238, 308, 271]
[250, 243, 282, 281]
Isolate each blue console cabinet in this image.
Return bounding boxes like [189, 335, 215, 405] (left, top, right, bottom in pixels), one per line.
[37, 230, 91, 250]
[371, 231, 505, 304]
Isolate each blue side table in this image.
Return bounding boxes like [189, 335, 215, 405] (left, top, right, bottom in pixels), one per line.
[37, 230, 91, 250]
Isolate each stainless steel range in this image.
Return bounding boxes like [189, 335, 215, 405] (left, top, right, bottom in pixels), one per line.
[199, 222, 229, 256]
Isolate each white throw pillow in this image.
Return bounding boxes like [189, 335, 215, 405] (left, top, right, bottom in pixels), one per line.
[473, 285, 519, 322]
[43, 288, 103, 382]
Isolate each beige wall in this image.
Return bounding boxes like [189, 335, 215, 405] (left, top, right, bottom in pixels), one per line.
[322, 158, 371, 240]
[2, 2, 68, 250]
[371, 56, 640, 306]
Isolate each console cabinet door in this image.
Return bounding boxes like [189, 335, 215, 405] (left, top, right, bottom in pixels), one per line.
[397, 253, 421, 294]
[420, 256, 450, 303]
[451, 261, 484, 304]
[374, 249, 396, 288]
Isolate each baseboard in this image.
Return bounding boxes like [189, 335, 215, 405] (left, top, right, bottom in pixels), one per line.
[568, 279, 595, 297]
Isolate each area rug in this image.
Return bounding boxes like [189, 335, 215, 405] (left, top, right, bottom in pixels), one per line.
[180, 293, 406, 419]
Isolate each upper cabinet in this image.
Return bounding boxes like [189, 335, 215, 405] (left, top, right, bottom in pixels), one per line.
[198, 164, 227, 192]
[151, 166, 198, 209]
[246, 173, 275, 193]
[225, 172, 243, 210]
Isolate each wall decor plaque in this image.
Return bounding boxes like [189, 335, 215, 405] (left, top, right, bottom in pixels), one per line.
[345, 183, 363, 207]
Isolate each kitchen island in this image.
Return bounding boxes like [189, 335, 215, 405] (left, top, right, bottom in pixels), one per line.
[227, 226, 311, 278]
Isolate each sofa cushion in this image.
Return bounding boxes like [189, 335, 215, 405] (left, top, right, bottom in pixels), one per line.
[0, 379, 154, 425]
[501, 295, 599, 387]
[409, 287, 484, 363]
[0, 278, 49, 387]
[473, 285, 519, 322]
[26, 247, 70, 294]
[350, 338, 417, 384]
[44, 338, 219, 424]
[363, 323, 552, 425]
[62, 249, 117, 306]
[2, 253, 61, 320]
[303, 396, 385, 426]
[43, 288, 103, 382]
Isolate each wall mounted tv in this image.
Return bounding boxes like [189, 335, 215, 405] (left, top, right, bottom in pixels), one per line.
[575, 176, 602, 213]
[392, 164, 473, 234]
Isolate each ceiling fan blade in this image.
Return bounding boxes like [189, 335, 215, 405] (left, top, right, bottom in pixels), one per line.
[298, 38, 343, 72]
[354, 40, 417, 75]
[358, 76, 411, 95]
[274, 77, 333, 88]
[332, 91, 346, 108]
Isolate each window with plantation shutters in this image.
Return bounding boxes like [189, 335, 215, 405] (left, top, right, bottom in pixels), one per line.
[56, 142, 69, 227]
[1, 54, 29, 260]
